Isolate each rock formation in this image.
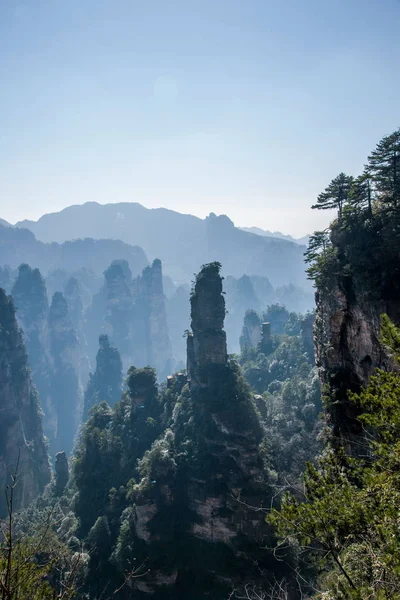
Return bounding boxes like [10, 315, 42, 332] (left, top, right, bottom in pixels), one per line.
[55, 451, 69, 496]
[240, 309, 262, 351]
[64, 276, 90, 387]
[186, 262, 227, 388]
[0, 289, 50, 516]
[83, 334, 122, 419]
[314, 274, 394, 449]
[224, 274, 260, 354]
[259, 321, 273, 355]
[138, 259, 172, 379]
[85, 258, 173, 378]
[11, 264, 54, 443]
[49, 292, 83, 455]
[120, 262, 286, 598]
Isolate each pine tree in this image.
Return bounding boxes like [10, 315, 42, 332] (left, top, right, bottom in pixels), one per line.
[311, 172, 353, 219]
[348, 173, 373, 217]
[367, 128, 400, 209]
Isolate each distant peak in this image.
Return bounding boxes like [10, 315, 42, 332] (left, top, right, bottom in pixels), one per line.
[206, 213, 234, 228]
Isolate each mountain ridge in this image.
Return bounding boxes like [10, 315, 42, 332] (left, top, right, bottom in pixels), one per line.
[14, 201, 309, 287]
[240, 225, 309, 246]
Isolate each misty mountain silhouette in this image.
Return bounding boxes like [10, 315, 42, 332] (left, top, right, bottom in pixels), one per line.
[17, 202, 309, 286]
[0, 221, 148, 276]
[240, 226, 309, 246]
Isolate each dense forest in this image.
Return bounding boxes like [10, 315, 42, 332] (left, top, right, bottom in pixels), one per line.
[1, 128, 400, 598]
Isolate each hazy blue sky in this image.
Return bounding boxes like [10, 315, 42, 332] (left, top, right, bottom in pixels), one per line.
[1, 0, 399, 236]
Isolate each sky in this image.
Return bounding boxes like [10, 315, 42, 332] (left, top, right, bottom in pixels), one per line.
[1, 0, 400, 237]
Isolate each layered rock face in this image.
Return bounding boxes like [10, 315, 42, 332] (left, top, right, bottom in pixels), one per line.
[125, 263, 283, 598]
[49, 292, 83, 454]
[0, 289, 50, 516]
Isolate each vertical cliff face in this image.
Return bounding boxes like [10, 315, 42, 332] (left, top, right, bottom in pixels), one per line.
[121, 262, 283, 598]
[314, 274, 393, 447]
[0, 289, 50, 516]
[11, 264, 54, 443]
[49, 292, 83, 455]
[83, 334, 122, 419]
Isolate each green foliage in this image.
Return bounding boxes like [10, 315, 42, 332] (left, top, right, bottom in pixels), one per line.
[307, 128, 400, 296]
[0, 476, 85, 600]
[367, 128, 400, 209]
[240, 309, 322, 482]
[269, 316, 400, 599]
[311, 172, 353, 219]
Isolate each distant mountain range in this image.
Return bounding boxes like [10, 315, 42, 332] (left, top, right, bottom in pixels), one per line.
[0, 218, 12, 228]
[0, 220, 147, 276]
[240, 226, 309, 246]
[15, 202, 309, 287]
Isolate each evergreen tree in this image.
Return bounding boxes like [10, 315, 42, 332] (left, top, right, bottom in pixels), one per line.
[367, 128, 400, 209]
[348, 173, 373, 216]
[311, 172, 353, 219]
[269, 315, 400, 599]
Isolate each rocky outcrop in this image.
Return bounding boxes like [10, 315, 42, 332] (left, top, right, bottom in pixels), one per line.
[49, 292, 83, 455]
[83, 334, 122, 419]
[0, 289, 50, 515]
[123, 262, 286, 598]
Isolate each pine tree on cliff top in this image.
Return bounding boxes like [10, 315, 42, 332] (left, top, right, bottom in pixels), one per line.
[348, 173, 373, 217]
[367, 128, 400, 209]
[311, 172, 353, 219]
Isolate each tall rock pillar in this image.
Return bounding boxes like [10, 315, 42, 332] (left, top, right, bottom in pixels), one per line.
[187, 261, 227, 388]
